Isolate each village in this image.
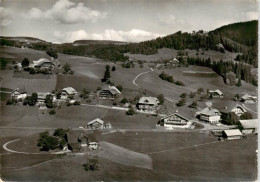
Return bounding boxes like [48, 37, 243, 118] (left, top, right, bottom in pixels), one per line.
[0, 2, 258, 179]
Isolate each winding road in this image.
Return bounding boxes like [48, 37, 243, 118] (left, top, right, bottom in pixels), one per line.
[132, 68, 153, 87]
[242, 104, 257, 114]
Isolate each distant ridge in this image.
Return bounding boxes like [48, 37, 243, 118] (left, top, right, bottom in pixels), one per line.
[0, 36, 47, 43]
[73, 40, 129, 46]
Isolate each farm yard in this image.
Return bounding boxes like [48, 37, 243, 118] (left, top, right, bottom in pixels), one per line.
[0, 33, 258, 181]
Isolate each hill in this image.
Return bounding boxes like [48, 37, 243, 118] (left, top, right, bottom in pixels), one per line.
[73, 40, 129, 46]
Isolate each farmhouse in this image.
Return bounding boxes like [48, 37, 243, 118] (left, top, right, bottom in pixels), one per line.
[215, 101, 247, 116]
[65, 130, 101, 152]
[196, 106, 221, 124]
[222, 129, 242, 140]
[209, 89, 224, 98]
[29, 58, 54, 70]
[137, 96, 160, 111]
[158, 112, 190, 129]
[86, 118, 112, 129]
[99, 85, 121, 99]
[241, 94, 257, 104]
[11, 88, 27, 100]
[61, 87, 77, 100]
[240, 119, 258, 134]
[37, 92, 51, 103]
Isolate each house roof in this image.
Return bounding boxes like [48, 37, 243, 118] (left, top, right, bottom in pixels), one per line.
[138, 96, 159, 105]
[161, 112, 189, 122]
[197, 107, 221, 116]
[37, 92, 51, 100]
[62, 87, 77, 95]
[87, 118, 104, 126]
[240, 119, 258, 129]
[223, 129, 242, 137]
[12, 88, 26, 94]
[241, 94, 257, 101]
[210, 89, 223, 96]
[32, 58, 52, 66]
[214, 101, 246, 113]
[101, 85, 121, 95]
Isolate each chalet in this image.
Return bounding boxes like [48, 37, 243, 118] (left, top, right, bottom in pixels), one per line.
[11, 88, 27, 100]
[241, 94, 257, 104]
[37, 92, 51, 103]
[29, 58, 54, 70]
[169, 58, 179, 65]
[65, 130, 101, 152]
[86, 118, 112, 129]
[222, 129, 242, 140]
[137, 96, 160, 111]
[99, 85, 121, 99]
[240, 119, 258, 134]
[61, 87, 77, 100]
[158, 112, 190, 129]
[215, 101, 247, 117]
[196, 106, 221, 124]
[209, 89, 224, 98]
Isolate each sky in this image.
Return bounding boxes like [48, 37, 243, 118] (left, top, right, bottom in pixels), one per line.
[0, 0, 258, 43]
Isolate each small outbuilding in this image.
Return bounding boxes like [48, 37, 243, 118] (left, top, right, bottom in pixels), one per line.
[137, 96, 160, 111]
[209, 89, 224, 98]
[99, 85, 121, 99]
[11, 88, 27, 100]
[240, 119, 258, 134]
[241, 94, 257, 104]
[222, 129, 242, 140]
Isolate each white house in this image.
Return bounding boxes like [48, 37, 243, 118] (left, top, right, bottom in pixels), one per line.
[29, 58, 54, 70]
[241, 94, 257, 104]
[196, 106, 221, 124]
[86, 118, 112, 129]
[11, 88, 27, 100]
[61, 87, 77, 100]
[158, 112, 191, 129]
[209, 89, 224, 98]
[37, 92, 51, 103]
[137, 96, 160, 111]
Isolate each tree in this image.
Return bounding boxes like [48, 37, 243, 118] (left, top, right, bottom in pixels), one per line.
[225, 71, 236, 86]
[45, 94, 54, 108]
[102, 65, 111, 82]
[37, 131, 59, 151]
[53, 128, 67, 138]
[197, 88, 204, 94]
[112, 66, 116, 71]
[240, 112, 253, 120]
[63, 63, 71, 74]
[175, 80, 185, 86]
[116, 85, 123, 92]
[49, 110, 56, 115]
[80, 89, 89, 99]
[236, 78, 242, 87]
[126, 106, 135, 115]
[83, 157, 99, 171]
[31, 93, 38, 103]
[180, 93, 187, 98]
[189, 101, 197, 108]
[176, 98, 186, 107]
[157, 94, 165, 105]
[46, 48, 58, 59]
[21, 58, 29, 67]
[120, 97, 128, 104]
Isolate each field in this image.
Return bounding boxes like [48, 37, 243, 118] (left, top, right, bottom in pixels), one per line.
[0, 46, 257, 181]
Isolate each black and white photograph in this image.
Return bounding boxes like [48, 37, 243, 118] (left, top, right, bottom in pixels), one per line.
[0, 0, 258, 181]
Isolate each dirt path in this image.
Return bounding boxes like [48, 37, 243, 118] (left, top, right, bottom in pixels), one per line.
[148, 140, 221, 155]
[242, 104, 257, 114]
[132, 69, 153, 87]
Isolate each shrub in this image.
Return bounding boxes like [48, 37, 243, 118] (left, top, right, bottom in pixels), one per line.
[189, 101, 197, 108]
[49, 110, 56, 115]
[120, 97, 128, 104]
[126, 106, 135, 115]
[45, 94, 54, 108]
[175, 81, 185, 86]
[157, 94, 165, 105]
[112, 66, 116, 71]
[83, 157, 99, 171]
[240, 112, 253, 120]
[53, 128, 67, 138]
[176, 99, 186, 107]
[236, 78, 242, 87]
[73, 101, 81, 105]
[6, 98, 16, 105]
[116, 85, 123, 92]
[21, 58, 29, 67]
[197, 88, 204, 94]
[159, 72, 174, 83]
[29, 68, 36, 74]
[180, 93, 187, 98]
